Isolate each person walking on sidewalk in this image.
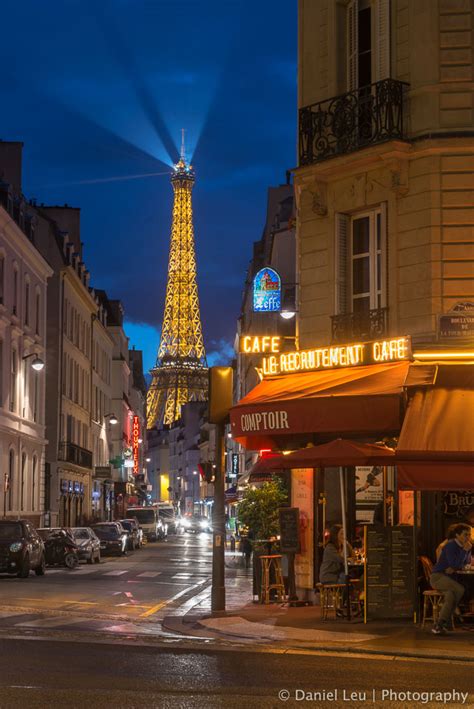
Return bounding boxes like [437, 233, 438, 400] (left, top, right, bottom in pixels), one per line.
[430, 523, 472, 635]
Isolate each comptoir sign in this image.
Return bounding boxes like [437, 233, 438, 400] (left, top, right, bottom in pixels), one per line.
[260, 337, 411, 377]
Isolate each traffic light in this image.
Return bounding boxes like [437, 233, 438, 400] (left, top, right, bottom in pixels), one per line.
[208, 366, 233, 424]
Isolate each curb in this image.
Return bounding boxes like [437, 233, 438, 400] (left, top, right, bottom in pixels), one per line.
[162, 613, 474, 664]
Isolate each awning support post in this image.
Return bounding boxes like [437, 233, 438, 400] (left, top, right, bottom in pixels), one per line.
[339, 466, 351, 621]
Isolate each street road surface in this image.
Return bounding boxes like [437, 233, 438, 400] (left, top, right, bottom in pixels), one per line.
[0, 533, 213, 634]
[0, 637, 471, 708]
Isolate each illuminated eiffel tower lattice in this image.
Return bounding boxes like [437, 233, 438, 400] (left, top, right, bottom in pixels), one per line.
[147, 134, 208, 429]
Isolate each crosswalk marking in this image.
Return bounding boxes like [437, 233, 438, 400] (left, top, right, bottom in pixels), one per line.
[172, 573, 192, 579]
[103, 570, 129, 576]
[136, 571, 161, 578]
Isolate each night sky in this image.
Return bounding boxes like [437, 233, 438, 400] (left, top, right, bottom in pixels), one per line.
[1, 0, 296, 372]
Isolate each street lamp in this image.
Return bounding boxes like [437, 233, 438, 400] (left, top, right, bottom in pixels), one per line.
[145, 457, 151, 462]
[22, 353, 45, 371]
[105, 413, 118, 425]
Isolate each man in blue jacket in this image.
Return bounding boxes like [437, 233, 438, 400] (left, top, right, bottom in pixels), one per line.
[430, 523, 472, 635]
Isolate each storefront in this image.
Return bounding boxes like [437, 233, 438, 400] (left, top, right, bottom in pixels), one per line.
[231, 335, 474, 605]
[59, 477, 86, 527]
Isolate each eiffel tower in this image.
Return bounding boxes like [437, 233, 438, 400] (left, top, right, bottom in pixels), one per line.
[147, 133, 208, 429]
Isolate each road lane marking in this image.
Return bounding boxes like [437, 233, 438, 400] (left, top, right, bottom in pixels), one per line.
[139, 581, 203, 618]
[136, 571, 161, 578]
[103, 570, 128, 576]
[16, 616, 90, 628]
[64, 601, 97, 606]
[172, 573, 192, 579]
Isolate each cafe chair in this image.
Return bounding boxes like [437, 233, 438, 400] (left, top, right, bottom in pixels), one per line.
[259, 554, 286, 604]
[419, 555, 447, 629]
[317, 583, 345, 620]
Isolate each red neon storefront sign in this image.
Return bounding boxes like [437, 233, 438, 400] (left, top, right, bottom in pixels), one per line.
[132, 415, 140, 475]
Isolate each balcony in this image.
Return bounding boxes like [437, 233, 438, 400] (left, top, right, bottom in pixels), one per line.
[299, 79, 409, 166]
[331, 307, 388, 344]
[59, 442, 93, 469]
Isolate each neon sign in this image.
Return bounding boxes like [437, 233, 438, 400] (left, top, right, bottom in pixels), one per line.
[253, 267, 281, 312]
[239, 335, 282, 354]
[261, 337, 411, 377]
[132, 415, 140, 475]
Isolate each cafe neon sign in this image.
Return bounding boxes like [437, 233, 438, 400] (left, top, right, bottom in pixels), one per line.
[260, 337, 411, 377]
[132, 415, 140, 475]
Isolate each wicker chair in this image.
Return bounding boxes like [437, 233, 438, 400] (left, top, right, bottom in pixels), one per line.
[419, 555, 444, 629]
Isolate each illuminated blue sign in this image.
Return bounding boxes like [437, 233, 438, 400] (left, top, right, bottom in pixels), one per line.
[253, 267, 281, 312]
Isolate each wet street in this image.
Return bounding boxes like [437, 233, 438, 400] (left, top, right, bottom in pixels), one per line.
[0, 636, 472, 708]
[0, 532, 213, 634]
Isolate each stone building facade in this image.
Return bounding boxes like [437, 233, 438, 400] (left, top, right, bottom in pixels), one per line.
[0, 142, 52, 524]
[296, 0, 473, 348]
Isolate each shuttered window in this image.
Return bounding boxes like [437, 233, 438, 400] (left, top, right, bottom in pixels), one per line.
[347, 0, 391, 90]
[335, 204, 387, 315]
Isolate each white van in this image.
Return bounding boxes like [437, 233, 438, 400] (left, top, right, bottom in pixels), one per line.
[153, 503, 177, 534]
[126, 507, 166, 541]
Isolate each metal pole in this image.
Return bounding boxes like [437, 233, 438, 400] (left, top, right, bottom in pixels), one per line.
[339, 466, 351, 621]
[211, 422, 225, 612]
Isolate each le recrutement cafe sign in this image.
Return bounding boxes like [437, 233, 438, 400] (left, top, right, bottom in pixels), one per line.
[232, 336, 412, 437]
[239, 335, 411, 378]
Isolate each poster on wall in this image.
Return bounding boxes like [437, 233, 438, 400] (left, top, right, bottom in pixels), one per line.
[355, 466, 384, 523]
[253, 267, 281, 312]
[291, 468, 313, 590]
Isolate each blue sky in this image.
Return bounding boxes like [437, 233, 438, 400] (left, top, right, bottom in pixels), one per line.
[1, 0, 296, 372]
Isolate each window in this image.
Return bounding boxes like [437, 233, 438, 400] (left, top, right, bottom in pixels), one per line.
[347, 0, 390, 90]
[8, 450, 14, 511]
[20, 452, 26, 511]
[32, 457, 37, 511]
[0, 254, 4, 304]
[10, 349, 17, 412]
[24, 280, 30, 326]
[335, 205, 386, 315]
[0, 340, 3, 406]
[13, 268, 18, 317]
[35, 292, 41, 336]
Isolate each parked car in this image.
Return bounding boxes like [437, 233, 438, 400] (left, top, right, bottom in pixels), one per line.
[92, 524, 128, 556]
[71, 527, 101, 563]
[180, 515, 212, 534]
[119, 519, 142, 550]
[0, 520, 46, 578]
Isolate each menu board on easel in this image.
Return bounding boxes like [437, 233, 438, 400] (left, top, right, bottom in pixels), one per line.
[365, 525, 414, 620]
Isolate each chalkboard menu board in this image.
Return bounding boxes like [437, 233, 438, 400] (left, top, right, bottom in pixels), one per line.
[365, 525, 414, 620]
[279, 507, 300, 554]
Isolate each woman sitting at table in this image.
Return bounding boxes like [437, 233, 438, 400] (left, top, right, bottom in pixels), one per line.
[319, 524, 354, 585]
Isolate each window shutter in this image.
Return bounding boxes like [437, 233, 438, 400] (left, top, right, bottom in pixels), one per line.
[347, 0, 358, 91]
[375, 0, 390, 81]
[380, 202, 388, 308]
[335, 213, 349, 315]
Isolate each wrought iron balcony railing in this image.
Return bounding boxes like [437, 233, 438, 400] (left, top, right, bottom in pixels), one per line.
[59, 442, 93, 469]
[299, 79, 409, 166]
[331, 307, 389, 344]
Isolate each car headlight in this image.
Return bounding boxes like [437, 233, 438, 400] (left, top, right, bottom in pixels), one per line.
[10, 542, 23, 552]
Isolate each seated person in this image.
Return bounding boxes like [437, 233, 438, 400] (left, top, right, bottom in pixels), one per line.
[430, 523, 472, 635]
[319, 524, 354, 585]
[435, 524, 458, 561]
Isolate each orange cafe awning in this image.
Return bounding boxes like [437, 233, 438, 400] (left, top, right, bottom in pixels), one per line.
[230, 361, 410, 448]
[397, 387, 474, 490]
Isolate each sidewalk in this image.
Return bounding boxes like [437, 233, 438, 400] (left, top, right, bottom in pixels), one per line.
[163, 553, 474, 661]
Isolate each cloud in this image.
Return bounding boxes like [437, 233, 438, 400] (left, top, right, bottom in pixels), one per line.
[206, 338, 235, 367]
